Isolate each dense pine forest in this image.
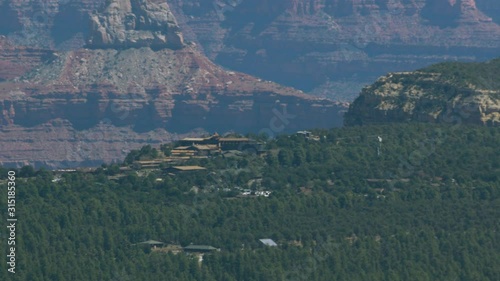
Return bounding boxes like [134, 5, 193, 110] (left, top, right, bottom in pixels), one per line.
[1, 123, 499, 280]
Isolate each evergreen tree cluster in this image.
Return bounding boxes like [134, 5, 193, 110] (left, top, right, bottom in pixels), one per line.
[0, 124, 499, 280]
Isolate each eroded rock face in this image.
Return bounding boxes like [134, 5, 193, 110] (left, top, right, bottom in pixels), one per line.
[169, 0, 500, 101]
[1, 45, 346, 130]
[344, 59, 500, 126]
[0, 36, 57, 81]
[1, 0, 499, 101]
[0, 0, 347, 168]
[0, 45, 346, 168]
[0, 120, 179, 168]
[86, 0, 184, 49]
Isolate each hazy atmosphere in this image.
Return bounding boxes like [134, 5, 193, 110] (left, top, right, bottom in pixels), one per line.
[0, 0, 499, 280]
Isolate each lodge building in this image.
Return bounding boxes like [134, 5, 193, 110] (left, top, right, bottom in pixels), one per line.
[177, 133, 264, 153]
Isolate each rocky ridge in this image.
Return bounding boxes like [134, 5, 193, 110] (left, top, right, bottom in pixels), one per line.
[0, 46, 346, 167]
[344, 58, 500, 126]
[2, 45, 345, 132]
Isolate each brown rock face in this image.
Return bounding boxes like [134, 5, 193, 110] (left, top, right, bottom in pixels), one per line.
[2, 0, 498, 167]
[0, 36, 57, 81]
[2, 45, 345, 129]
[0, 120, 179, 168]
[0, 44, 346, 167]
[0, 0, 347, 168]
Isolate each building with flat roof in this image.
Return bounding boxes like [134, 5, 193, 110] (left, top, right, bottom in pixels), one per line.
[178, 134, 220, 146]
[133, 159, 170, 169]
[177, 133, 264, 153]
[165, 166, 207, 173]
[135, 240, 165, 249]
[183, 245, 220, 253]
[259, 239, 278, 247]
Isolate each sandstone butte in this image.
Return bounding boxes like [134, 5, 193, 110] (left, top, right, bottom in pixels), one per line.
[0, 0, 347, 168]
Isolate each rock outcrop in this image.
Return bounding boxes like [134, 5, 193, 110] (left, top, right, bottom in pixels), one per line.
[87, 0, 184, 49]
[2, 0, 499, 167]
[0, 120, 179, 168]
[1, 45, 346, 130]
[344, 58, 500, 126]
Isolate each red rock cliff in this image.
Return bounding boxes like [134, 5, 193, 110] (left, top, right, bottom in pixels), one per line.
[169, 0, 500, 100]
[0, 46, 346, 167]
[0, 0, 346, 168]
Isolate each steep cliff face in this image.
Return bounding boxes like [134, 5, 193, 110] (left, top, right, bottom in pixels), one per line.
[1, 46, 345, 131]
[0, 120, 178, 168]
[0, 0, 101, 49]
[87, 0, 184, 49]
[344, 58, 500, 126]
[0, 46, 346, 167]
[1, 0, 499, 101]
[169, 0, 500, 101]
[0, 0, 346, 167]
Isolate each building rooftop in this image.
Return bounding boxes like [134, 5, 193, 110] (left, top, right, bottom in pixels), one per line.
[259, 239, 278, 247]
[170, 166, 207, 171]
[297, 131, 311, 135]
[183, 245, 219, 251]
[193, 144, 219, 150]
[181, 138, 205, 142]
[135, 160, 164, 164]
[219, 137, 251, 142]
[136, 240, 164, 245]
[174, 146, 191, 150]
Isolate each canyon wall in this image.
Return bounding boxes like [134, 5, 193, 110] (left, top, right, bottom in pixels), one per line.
[169, 0, 500, 100]
[1, 0, 499, 100]
[1, 0, 499, 167]
[0, 0, 346, 167]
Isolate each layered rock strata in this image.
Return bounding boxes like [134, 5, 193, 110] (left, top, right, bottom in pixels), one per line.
[0, 0, 346, 167]
[170, 0, 500, 100]
[344, 59, 500, 126]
